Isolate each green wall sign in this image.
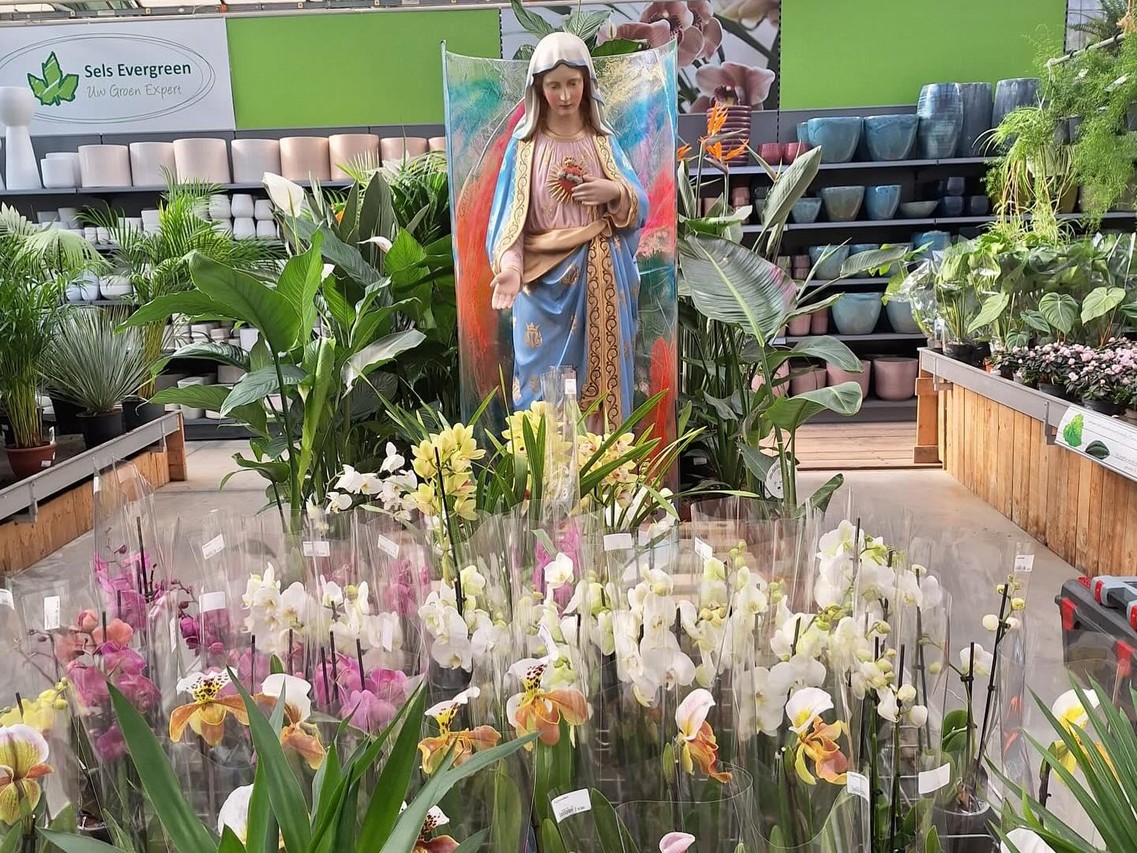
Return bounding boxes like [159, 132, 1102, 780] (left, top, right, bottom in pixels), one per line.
[780, 0, 1066, 109]
[225, 10, 501, 129]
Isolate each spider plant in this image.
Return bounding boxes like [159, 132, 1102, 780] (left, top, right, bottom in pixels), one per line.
[0, 205, 105, 448]
[86, 177, 282, 395]
[41, 307, 151, 416]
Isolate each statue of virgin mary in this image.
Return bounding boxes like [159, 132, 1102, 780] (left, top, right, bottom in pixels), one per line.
[485, 32, 648, 423]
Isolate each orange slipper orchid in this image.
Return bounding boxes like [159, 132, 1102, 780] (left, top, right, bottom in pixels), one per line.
[0, 724, 53, 824]
[505, 657, 588, 746]
[674, 689, 732, 783]
[254, 674, 325, 770]
[418, 687, 501, 775]
[169, 671, 249, 747]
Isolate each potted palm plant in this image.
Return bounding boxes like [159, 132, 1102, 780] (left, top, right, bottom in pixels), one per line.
[40, 307, 152, 449]
[90, 177, 281, 427]
[0, 205, 103, 478]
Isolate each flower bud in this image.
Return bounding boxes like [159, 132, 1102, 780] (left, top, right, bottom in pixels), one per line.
[982, 614, 1000, 631]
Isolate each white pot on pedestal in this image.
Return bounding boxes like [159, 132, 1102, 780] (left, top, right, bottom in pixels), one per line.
[230, 193, 255, 218]
[279, 136, 330, 182]
[41, 158, 75, 188]
[0, 87, 41, 190]
[231, 138, 281, 183]
[129, 142, 177, 187]
[329, 133, 379, 179]
[173, 138, 230, 183]
[78, 145, 132, 188]
[232, 217, 256, 240]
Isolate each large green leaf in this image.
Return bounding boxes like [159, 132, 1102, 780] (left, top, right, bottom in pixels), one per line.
[35, 831, 119, 853]
[808, 473, 845, 512]
[107, 684, 217, 853]
[510, 0, 554, 37]
[769, 336, 861, 371]
[357, 682, 424, 842]
[682, 234, 794, 344]
[1081, 286, 1126, 324]
[840, 245, 908, 278]
[296, 337, 335, 491]
[762, 146, 822, 231]
[968, 292, 1011, 335]
[189, 253, 300, 354]
[276, 234, 324, 340]
[765, 381, 862, 431]
[1040, 292, 1078, 334]
[342, 329, 426, 390]
[149, 383, 230, 412]
[160, 341, 250, 370]
[221, 364, 305, 415]
[122, 291, 229, 328]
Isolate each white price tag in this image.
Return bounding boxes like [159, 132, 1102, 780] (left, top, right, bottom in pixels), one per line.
[92, 475, 100, 494]
[551, 789, 592, 823]
[845, 772, 870, 801]
[40, 459, 52, 469]
[199, 591, 226, 613]
[765, 465, 784, 500]
[302, 541, 331, 558]
[918, 763, 953, 795]
[381, 618, 395, 650]
[604, 533, 633, 552]
[1014, 554, 1035, 573]
[564, 376, 578, 397]
[202, 535, 225, 560]
[694, 537, 713, 561]
[43, 596, 61, 630]
[0, 589, 12, 609]
[376, 535, 400, 558]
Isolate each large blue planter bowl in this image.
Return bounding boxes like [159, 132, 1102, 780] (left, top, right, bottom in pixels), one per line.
[820, 185, 865, 221]
[917, 83, 963, 159]
[832, 292, 884, 335]
[791, 197, 822, 223]
[993, 77, 1040, 127]
[886, 298, 922, 334]
[864, 185, 901, 220]
[809, 244, 850, 280]
[864, 114, 918, 161]
[807, 117, 863, 163]
[913, 230, 952, 254]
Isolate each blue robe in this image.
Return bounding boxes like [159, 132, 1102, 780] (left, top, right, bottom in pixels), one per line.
[486, 131, 648, 422]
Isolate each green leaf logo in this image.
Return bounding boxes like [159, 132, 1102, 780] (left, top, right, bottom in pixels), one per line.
[1086, 440, 1110, 460]
[26, 52, 80, 107]
[1062, 414, 1084, 448]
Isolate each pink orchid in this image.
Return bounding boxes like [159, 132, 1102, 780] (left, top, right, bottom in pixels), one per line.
[660, 832, 696, 853]
[692, 62, 777, 111]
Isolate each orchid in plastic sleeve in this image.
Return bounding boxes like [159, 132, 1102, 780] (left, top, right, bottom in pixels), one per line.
[417, 687, 501, 775]
[784, 687, 849, 786]
[169, 670, 249, 747]
[659, 832, 696, 853]
[253, 674, 325, 770]
[1048, 688, 1100, 774]
[505, 647, 589, 746]
[673, 688, 731, 783]
[0, 724, 53, 826]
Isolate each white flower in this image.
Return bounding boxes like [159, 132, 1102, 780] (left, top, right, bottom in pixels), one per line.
[425, 686, 480, 720]
[357, 473, 382, 496]
[1051, 688, 1099, 729]
[321, 580, 345, 609]
[217, 785, 254, 842]
[1000, 828, 1057, 853]
[897, 684, 917, 705]
[785, 687, 834, 733]
[919, 574, 943, 611]
[738, 666, 786, 737]
[675, 688, 715, 741]
[641, 640, 697, 693]
[431, 636, 473, 670]
[422, 805, 450, 831]
[335, 465, 367, 493]
[263, 173, 308, 215]
[177, 669, 230, 696]
[907, 704, 929, 727]
[279, 582, 312, 628]
[877, 688, 899, 723]
[327, 491, 353, 512]
[982, 614, 1000, 632]
[959, 645, 994, 678]
[769, 654, 826, 697]
[380, 442, 406, 474]
[895, 569, 922, 606]
[260, 674, 313, 722]
[818, 520, 860, 557]
[459, 565, 486, 597]
[545, 552, 574, 590]
[360, 235, 393, 253]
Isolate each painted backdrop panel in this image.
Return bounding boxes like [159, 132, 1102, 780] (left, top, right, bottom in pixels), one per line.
[780, 0, 1067, 109]
[225, 11, 501, 129]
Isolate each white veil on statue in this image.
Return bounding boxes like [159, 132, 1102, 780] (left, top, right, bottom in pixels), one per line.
[512, 32, 616, 140]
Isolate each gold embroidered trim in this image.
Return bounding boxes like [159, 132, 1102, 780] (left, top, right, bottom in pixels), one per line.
[592, 135, 639, 229]
[492, 139, 534, 274]
[580, 235, 621, 418]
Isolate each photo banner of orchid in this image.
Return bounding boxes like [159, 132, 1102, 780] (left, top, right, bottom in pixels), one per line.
[0, 383, 1116, 853]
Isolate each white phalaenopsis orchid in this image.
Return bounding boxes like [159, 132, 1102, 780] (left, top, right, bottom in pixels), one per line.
[260, 674, 313, 722]
[217, 784, 254, 842]
[736, 666, 786, 738]
[959, 644, 994, 678]
[544, 552, 575, 590]
[380, 442, 405, 474]
[785, 687, 834, 734]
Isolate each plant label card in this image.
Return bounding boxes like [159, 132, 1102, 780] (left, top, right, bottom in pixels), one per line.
[693, 537, 713, 560]
[302, 540, 331, 558]
[43, 596, 61, 630]
[1014, 554, 1035, 573]
[918, 763, 953, 795]
[199, 591, 226, 613]
[376, 535, 400, 558]
[551, 789, 591, 823]
[1056, 408, 1137, 483]
[202, 535, 225, 560]
[845, 772, 870, 801]
[604, 533, 633, 552]
[0, 589, 12, 609]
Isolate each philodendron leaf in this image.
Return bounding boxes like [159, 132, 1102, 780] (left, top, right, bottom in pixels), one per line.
[1081, 286, 1126, 324]
[1085, 440, 1110, 460]
[1062, 414, 1084, 448]
[1040, 293, 1078, 335]
[968, 292, 1011, 335]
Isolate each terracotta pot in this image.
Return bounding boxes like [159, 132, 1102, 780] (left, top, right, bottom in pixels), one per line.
[787, 314, 812, 337]
[6, 442, 56, 479]
[280, 137, 331, 182]
[752, 361, 791, 397]
[827, 360, 870, 397]
[810, 309, 829, 335]
[872, 357, 919, 401]
[790, 366, 827, 396]
[329, 133, 380, 179]
[782, 142, 808, 163]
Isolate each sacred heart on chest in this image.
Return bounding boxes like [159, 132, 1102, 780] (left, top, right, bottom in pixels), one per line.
[548, 156, 587, 204]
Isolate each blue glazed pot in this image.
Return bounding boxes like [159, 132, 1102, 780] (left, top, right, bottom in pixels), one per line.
[917, 83, 963, 159]
[809, 244, 850, 280]
[938, 196, 965, 217]
[968, 195, 990, 216]
[806, 117, 863, 163]
[791, 197, 822, 223]
[913, 230, 952, 253]
[864, 114, 917, 161]
[864, 184, 901, 220]
[993, 77, 1040, 127]
[820, 185, 865, 221]
[848, 243, 880, 256]
[957, 82, 994, 157]
[831, 292, 884, 335]
[885, 298, 922, 334]
[797, 121, 811, 145]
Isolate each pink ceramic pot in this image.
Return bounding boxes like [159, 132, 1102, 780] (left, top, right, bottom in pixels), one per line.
[810, 309, 829, 335]
[827, 360, 871, 397]
[790, 366, 827, 396]
[872, 357, 919, 401]
[783, 142, 809, 163]
[759, 143, 782, 165]
[787, 314, 812, 336]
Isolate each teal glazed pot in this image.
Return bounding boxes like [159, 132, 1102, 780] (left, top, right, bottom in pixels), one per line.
[864, 114, 918, 161]
[913, 230, 951, 253]
[993, 77, 1040, 127]
[885, 298, 922, 334]
[957, 82, 994, 157]
[791, 197, 822, 223]
[831, 292, 884, 335]
[797, 121, 811, 145]
[820, 185, 865, 221]
[809, 244, 850, 280]
[916, 83, 964, 159]
[864, 184, 901, 220]
[806, 117, 863, 163]
[848, 243, 880, 257]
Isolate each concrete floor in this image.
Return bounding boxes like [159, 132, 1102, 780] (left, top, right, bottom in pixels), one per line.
[11, 443, 1097, 835]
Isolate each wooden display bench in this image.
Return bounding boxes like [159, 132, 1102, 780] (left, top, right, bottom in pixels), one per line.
[920, 349, 1137, 577]
[0, 413, 186, 574]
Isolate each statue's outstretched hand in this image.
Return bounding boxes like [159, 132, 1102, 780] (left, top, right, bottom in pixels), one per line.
[491, 267, 522, 311]
[572, 174, 621, 206]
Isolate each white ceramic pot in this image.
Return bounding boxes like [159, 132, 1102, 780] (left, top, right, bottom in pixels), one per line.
[140, 208, 161, 226]
[65, 283, 84, 303]
[428, 136, 447, 153]
[254, 199, 274, 220]
[207, 193, 231, 221]
[75, 271, 100, 302]
[213, 219, 233, 236]
[328, 133, 379, 179]
[99, 275, 133, 300]
[173, 138, 230, 183]
[239, 328, 260, 351]
[78, 145, 132, 187]
[379, 138, 406, 163]
[256, 220, 278, 239]
[189, 323, 216, 343]
[217, 365, 246, 384]
[208, 328, 229, 343]
[279, 136, 330, 182]
[41, 158, 76, 188]
[83, 227, 98, 244]
[129, 142, 177, 187]
[57, 207, 79, 228]
[404, 137, 429, 158]
[125, 216, 144, 233]
[0, 87, 41, 190]
[231, 138, 281, 183]
[230, 193, 254, 218]
[46, 152, 82, 186]
[232, 217, 256, 240]
[95, 228, 109, 245]
[36, 211, 58, 224]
